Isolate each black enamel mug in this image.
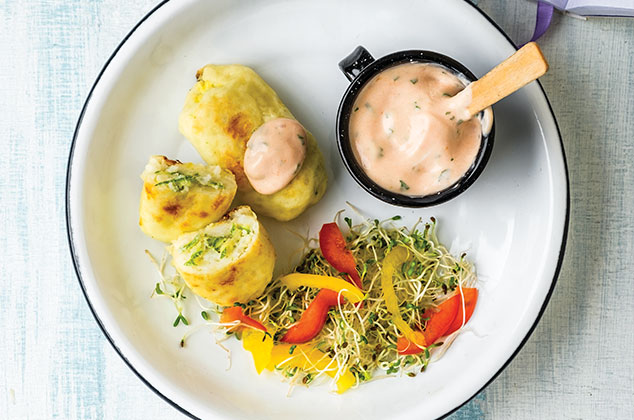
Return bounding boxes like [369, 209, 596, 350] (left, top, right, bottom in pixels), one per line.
[336, 46, 495, 207]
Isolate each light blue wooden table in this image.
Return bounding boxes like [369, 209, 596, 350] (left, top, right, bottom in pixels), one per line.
[1, 0, 633, 418]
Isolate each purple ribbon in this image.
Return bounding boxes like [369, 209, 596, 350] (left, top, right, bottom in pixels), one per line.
[530, 1, 554, 42]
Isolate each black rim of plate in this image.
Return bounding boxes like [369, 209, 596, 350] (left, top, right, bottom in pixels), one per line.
[65, 1, 570, 419]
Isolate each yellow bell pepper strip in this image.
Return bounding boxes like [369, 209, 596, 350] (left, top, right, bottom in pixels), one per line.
[265, 343, 356, 393]
[335, 368, 356, 393]
[396, 330, 428, 355]
[279, 273, 365, 303]
[241, 336, 356, 393]
[381, 247, 423, 348]
[242, 330, 274, 374]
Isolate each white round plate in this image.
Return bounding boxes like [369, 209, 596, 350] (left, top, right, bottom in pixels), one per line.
[66, 0, 569, 419]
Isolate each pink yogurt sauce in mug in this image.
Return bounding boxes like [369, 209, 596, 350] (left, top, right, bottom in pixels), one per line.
[348, 62, 492, 196]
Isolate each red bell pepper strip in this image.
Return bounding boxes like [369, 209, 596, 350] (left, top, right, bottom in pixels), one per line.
[280, 289, 342, 343]
[396, 330, 427, 355]
[281, 222, 363, 344]
[396, 293, 460, 355]
[444, 288, 478, 336]
[319, 222, 363, 289]
[221, 306, 267, 332]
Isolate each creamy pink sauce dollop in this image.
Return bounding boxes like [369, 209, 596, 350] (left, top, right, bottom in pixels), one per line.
[244, 118, 307, 195]
[349, 62, 489, 196]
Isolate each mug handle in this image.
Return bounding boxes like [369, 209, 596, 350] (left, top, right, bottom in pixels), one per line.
[338, 46, 375, 82]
